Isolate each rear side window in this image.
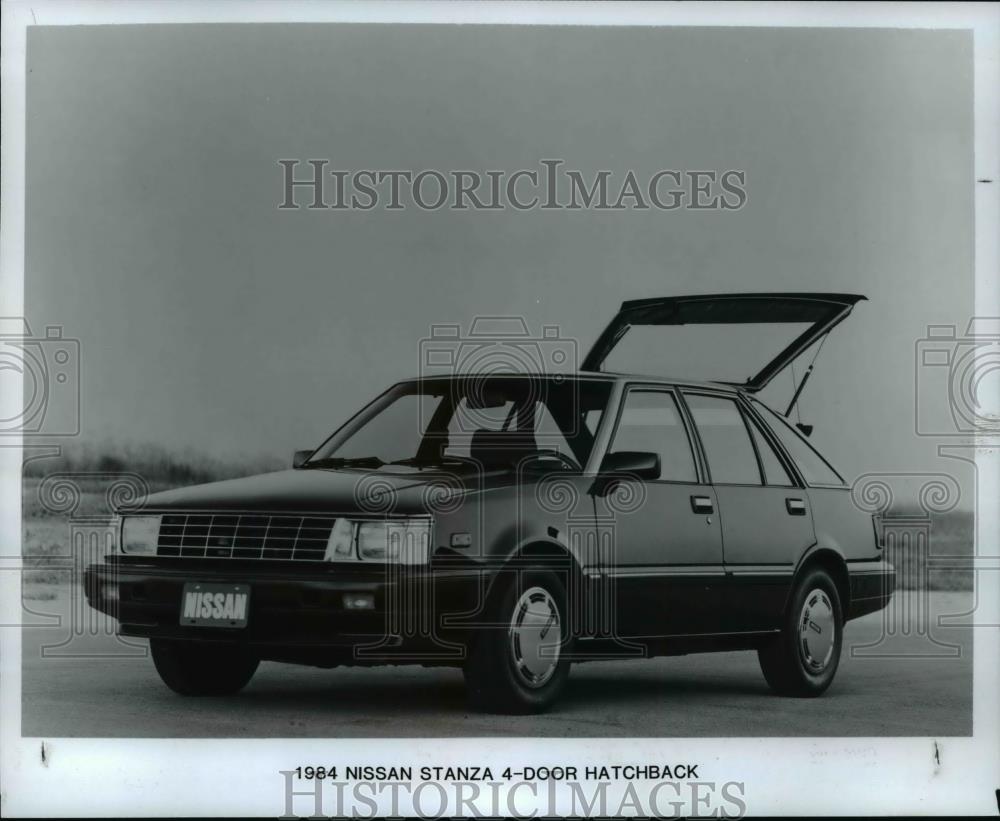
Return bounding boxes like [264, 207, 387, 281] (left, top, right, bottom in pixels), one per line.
[746, 416, 796, 487]
[754, 402, 845, 487]
[684, 393, 762, 485]
[609, 390, 697, 482]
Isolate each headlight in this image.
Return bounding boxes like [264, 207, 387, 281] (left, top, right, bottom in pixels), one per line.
[356, 520, 431, 564]
[120, 515, 161, 556]
[324, 518, 358, 561]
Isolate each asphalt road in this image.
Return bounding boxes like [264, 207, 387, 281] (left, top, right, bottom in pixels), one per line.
[20, 587, 972, 737]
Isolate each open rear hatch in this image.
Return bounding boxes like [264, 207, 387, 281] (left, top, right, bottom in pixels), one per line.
[582, 292, 866, 392]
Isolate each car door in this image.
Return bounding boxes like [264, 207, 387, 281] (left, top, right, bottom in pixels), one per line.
[680, 391, 816, 633]
[591, 385, 725, 637]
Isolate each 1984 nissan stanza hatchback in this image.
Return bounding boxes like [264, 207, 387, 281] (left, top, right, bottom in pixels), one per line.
[85, 293, 895, 713]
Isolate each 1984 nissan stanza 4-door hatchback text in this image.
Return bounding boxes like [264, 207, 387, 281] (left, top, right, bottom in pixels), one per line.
[85, 293, 895, 713]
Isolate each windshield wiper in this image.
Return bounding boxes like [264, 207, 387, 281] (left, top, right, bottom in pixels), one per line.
[304, 456, 385, 469]
[387, 456, 471, 469]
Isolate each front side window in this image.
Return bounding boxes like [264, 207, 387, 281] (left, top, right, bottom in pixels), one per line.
[753, 401, 845, 487]
[608, 389, 697, 482]
[684, 393, 762, 485]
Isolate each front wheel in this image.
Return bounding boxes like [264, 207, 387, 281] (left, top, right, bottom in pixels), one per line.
[758, 568, 843, 697]
[150, 639, 259, 696]
[463, 568, 571, 714]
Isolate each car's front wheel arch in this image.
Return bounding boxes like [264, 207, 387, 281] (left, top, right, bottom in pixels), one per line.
[464, 562, 573, 713]
[484, 539, 588, 637]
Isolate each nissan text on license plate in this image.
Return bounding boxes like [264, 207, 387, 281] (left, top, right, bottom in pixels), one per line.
[180, 582, 250, 628]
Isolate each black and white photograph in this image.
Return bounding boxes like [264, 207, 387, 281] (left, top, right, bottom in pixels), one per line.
[1, 1, 998, 817]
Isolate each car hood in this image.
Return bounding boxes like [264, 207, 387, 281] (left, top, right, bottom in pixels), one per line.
[124, 467, 516, 516]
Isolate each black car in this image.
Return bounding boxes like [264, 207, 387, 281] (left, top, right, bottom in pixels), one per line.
[85, 293, 894, 713]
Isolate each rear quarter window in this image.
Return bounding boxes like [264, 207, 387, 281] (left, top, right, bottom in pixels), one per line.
[753, 401, 845, 487]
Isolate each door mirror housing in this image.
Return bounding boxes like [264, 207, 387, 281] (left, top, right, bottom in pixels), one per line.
[598, 451, 661, 481]
[293, 449, 314, 469]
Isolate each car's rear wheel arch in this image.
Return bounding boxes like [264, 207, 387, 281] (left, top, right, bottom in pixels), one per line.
[791, 548, 850, 618]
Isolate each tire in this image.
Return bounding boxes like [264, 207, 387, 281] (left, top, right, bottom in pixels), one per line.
[758, 567, 843, 697]
[463, 567, 571, 714]
[150, 639, 259, 696]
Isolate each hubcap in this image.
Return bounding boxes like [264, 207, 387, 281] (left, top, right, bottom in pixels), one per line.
[798, 588, 836, 673]
[508, 586, 561, 688]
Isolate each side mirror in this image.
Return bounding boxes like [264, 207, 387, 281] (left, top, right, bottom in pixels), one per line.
[293, 449, 314, 469]
[598, 451, 661, 481]
[795, 423, 814, 437]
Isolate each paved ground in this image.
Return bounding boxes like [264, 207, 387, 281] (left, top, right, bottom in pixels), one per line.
[20, 587, 972, 737]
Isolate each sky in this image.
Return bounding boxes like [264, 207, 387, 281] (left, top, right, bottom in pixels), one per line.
[23, 24, 975, 504]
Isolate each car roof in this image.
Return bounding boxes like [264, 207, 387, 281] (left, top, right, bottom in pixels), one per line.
[402, 371, 742, 393]
[587, 370, 742, 392]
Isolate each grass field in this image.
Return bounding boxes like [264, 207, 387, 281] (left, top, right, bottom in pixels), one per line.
[21, 444, 282, 597]
[881, 509, 974, 592]
[21, 445, 975, 597]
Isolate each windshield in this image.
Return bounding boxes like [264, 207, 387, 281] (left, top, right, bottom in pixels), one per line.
[306, 377, 613, 472]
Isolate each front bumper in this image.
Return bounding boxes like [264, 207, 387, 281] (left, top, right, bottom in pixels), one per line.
[84, 559, 490, 659]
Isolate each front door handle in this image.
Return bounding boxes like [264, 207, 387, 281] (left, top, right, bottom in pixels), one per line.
[786, 497, 807, 516]
[690, 495, 714, 514]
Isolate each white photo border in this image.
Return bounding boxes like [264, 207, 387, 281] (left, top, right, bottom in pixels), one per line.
[1, 1, 997, 816]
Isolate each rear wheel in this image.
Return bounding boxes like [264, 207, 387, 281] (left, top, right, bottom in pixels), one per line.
[758, 567, 843, 697]
[463, 568, 571, 714]
[150, 639, 259, 696]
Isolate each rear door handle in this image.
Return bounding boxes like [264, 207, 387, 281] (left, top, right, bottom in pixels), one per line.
[786, 497, 807, 516]
[690, 495, 714, 514]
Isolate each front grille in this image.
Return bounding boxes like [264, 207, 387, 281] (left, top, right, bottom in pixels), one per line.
[157, 513, 335, 561]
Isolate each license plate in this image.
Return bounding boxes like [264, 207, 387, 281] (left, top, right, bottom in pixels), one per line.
[180, 582, 250, 628]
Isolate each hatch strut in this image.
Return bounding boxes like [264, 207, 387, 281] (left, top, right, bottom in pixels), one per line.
[784, 331, 830, 419]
